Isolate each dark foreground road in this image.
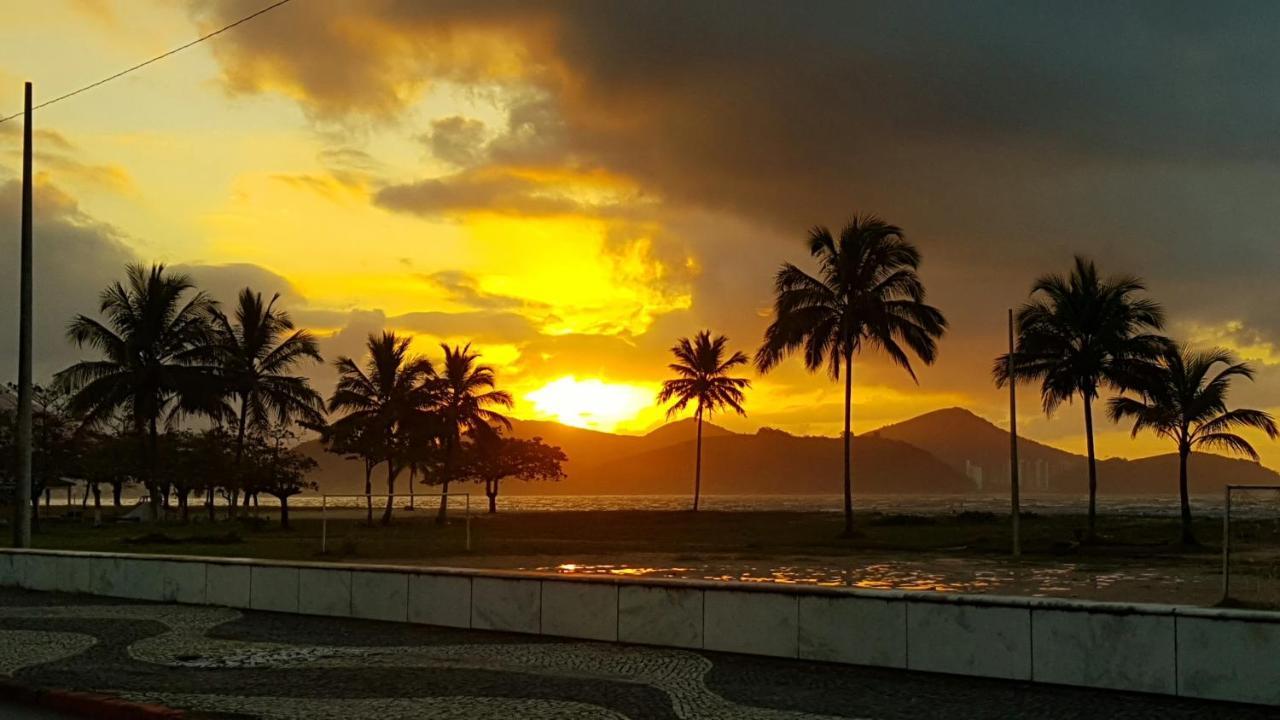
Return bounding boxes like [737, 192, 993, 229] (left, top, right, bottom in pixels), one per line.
[0, 588, 1268, 720]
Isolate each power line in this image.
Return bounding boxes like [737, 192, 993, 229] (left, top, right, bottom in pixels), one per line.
[0, 0, 294, 125]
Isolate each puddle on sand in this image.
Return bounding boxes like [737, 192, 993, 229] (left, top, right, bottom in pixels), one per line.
[531, 561, 1191, 599]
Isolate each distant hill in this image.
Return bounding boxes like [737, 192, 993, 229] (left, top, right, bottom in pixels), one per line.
[298, 417, 969, 496]
[297, 405, 1280, 497]
[866, 406, 1280, 495]
[575, 427, 971, 495]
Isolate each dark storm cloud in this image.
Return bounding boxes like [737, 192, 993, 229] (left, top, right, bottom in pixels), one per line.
[0, 179, 135, 383]
[191, 0, 1280, 415]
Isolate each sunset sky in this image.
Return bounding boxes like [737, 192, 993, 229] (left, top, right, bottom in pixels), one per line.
[3, 1, 1280, 466]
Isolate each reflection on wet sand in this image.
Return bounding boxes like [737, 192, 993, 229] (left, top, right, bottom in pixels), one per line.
[536, 559, 1194, 601]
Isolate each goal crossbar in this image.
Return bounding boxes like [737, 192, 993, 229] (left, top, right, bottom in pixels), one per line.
[320, 492, 472, 553]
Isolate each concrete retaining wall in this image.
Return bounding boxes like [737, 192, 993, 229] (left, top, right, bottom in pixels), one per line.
[1, 548, 1275, 706]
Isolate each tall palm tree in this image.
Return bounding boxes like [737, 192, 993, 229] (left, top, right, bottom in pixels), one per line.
[55, 264, 226, 518]
[211, 289, 325, 515]
[994, 256, 1166, 540]
[328, 332, 436, 525]
[756, 216, 947, 535]
[1109, 344, 1277, 545]
[657, 331, 750, 511]
[435, 343, 512, 523]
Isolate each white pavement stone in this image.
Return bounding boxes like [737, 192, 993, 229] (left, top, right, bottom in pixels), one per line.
[541, 580, 618, 641]
[351, 571, 408, 622]
[617, 584, 704, 650]
[298, 568, 352, 617]
[906, 601, 1031, 680]
[206, 563, 251, 609]
[160, 561, 207, 604]
[798, 594, 906, 668]
[250, 566, 299, 613]
[704, 590, 798, 658]
[407, 573, 472, 628]
[55, 556, 93, 595]
[1178, 615, 1280, 705]
[472, 577, 540, 633]
[22, 555, 57, 592]
[1032, 609, 1175, 694]
[0, 554, 15, 587]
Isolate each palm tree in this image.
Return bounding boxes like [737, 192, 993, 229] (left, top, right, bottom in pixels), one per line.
[657, 331, 750, 511]
[1109, 344, 1277, 545]
[756, 216, 947, 535]
[328, 332, 436, 525]
[994, 256, 1166, 540]
[55, 264, 226, 519]
[434, 343, 512, 523]
[211, 289, 325, 516]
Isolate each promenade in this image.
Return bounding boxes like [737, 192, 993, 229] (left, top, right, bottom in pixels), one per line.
[0, 587, 1266, 720]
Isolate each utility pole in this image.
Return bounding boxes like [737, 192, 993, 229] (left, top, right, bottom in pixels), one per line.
[1008, 308, 1020, 558]
[13, 82, 34, 548]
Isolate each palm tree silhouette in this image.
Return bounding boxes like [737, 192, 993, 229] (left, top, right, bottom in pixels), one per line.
[435, 343, 512, 523]
[211, 289, 325, 515]
[756, 217, 947, 535]
[1109, 344, 1277, 545]
[329, 332, 436, 525]
[657, 331, 750, 511]
[55, 264, 226, 519]
[995, 256, 1166, 540]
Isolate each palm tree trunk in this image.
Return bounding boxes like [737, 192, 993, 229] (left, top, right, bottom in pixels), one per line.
[408, 466, 416, 510]
[230, 403, 249, 521]
[437, 434, 457, 524]
[1083, 393, 1098, 541]
[693, 406, 704, 511]
[1179, 445, 1195, 545]
[363, 461, 374, 527]
[381, 461, 397, 525]
[147, 417, 161, 521]
[280, 496, 291, 530]
[487, 478, 498, 513]
[91, 483, 102, 528]
[841, 350, 854, 536]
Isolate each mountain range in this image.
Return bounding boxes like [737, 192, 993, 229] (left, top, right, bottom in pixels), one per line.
[298, 407, 1280, 497]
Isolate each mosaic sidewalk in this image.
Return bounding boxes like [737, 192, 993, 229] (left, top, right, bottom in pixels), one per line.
[0, 588, 1266, 720]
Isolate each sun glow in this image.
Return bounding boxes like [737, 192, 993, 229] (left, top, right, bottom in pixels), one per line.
[525, 376, 655, 432]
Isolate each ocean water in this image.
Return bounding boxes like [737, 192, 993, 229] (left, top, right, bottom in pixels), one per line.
[49, 491, 1274, 518]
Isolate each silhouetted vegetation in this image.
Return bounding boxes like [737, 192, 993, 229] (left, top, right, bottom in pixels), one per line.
[755, 216, 947, 535]
[995, 256, 1167, 540]
[1109, 344, 1277, 544]
[657, 331, 749, 511]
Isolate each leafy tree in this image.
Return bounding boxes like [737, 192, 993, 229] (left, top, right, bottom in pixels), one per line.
[1109, 344, 1277, 544]
[657, 331, 749, 510]
[995, 256, 1166, 539]
[756, 217, 947, 535]
[210, 289, 324, 517]
[77, 423, 140, 522]
[242, 425, 318, 529]
[320, 419, 382, 526]
[456, 433, 566, 513]
[55, 264, 227, 519]
[433, 344, 512, 523]
[1, 384, 79, 531]
[329, 332, 436, 525]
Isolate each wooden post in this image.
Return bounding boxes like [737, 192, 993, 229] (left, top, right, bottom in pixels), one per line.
[1008, 308, 1021, 558]
[13, 82, 34, 548]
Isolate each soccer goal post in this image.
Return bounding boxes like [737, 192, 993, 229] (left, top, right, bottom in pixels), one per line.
[1221, 484, 1280, 604]
[319, 492, 472, 554]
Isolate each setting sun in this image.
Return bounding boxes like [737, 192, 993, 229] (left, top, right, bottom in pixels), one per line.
[525, 376, 655, 432]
